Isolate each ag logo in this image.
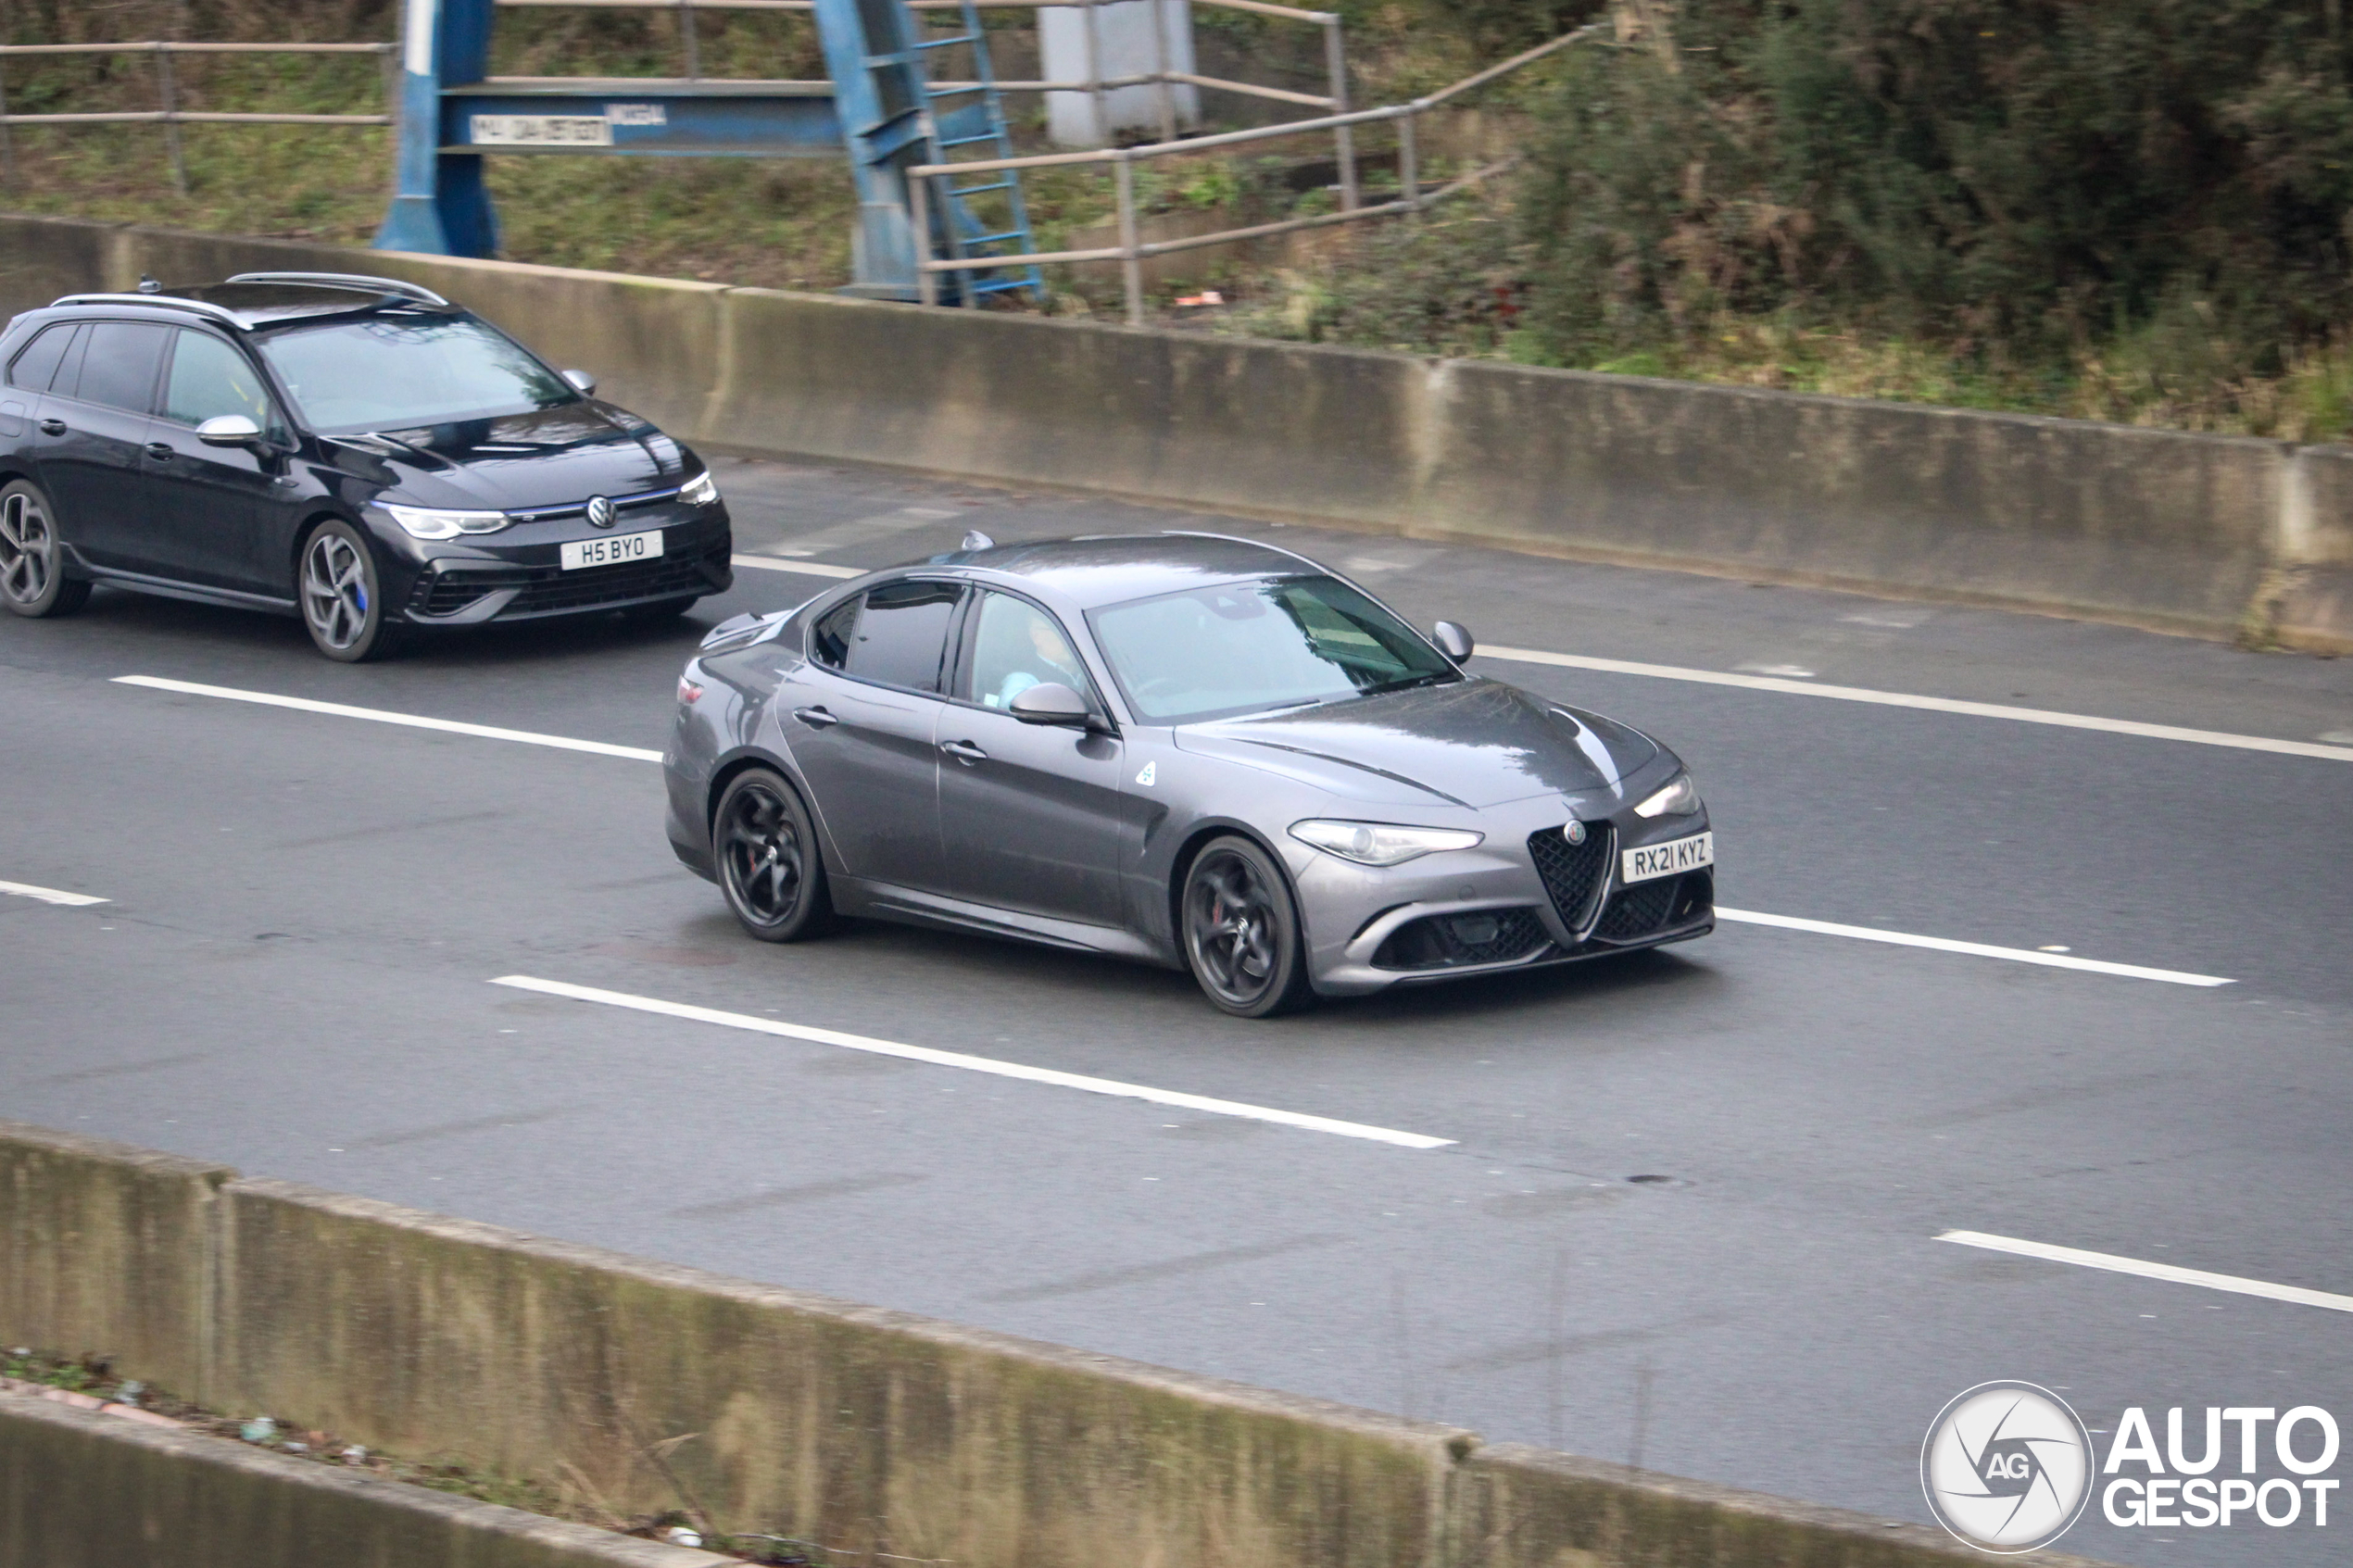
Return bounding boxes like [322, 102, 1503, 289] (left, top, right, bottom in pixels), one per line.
[1921, 1381, 2094, 1553]
[586, 495, 615, 528]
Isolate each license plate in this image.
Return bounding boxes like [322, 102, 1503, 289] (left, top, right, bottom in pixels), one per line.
[560, 530, 663, 571]
[1621, 830, 1713, 884]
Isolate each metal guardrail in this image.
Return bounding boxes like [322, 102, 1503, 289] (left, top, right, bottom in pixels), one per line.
[0, 40, 399, 194]
[493, 0, 1357, 195]
[910, 20, 1599, 321]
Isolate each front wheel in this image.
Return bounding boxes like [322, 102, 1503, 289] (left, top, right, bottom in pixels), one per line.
[715, 768, 835, 942]
[1181, 835, 1314, 1018]
[300, 520, 397, 661]
[0, 479, 91, 619]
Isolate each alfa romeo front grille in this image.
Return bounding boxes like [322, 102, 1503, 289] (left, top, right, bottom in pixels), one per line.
[1594, 871, 1713, 942]
[1373, 908, 1549, 971]
[1528, 822, 1613, 933]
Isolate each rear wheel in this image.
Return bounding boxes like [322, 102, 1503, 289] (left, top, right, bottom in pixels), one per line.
[300, 520, 397, 662]
[0, 479, 90, 619]
[715, 768, 835, 942]
[1181, 835, 1314, 1017]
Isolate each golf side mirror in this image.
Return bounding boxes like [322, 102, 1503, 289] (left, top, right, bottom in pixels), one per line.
[196, 414, 262, 447]
[560, 369, 598, 395]
[1009, 683, 1092, 727]
[1432, 621, 1475, 661]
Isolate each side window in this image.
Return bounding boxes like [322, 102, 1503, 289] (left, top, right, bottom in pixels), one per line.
[840, 580, 963, 692]
[162, 330, 276, 433]
[67, 321, 171, 414]
[6, 323, 77, 392]
[961, 591, 1091, 709]
[811, 596, 859, 670]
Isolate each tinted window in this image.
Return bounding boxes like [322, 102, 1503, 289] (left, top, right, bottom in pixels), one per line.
[840, 580, 963, 692]
[162, 331, 276, 431]
[7, 323, 74, 391]
[69, 321, 170, 414]
[811, 596, 858, 669]
[255, 315, 574, 434]
[961, 591, 1091, 709]
[1088, 574, 1455, 723]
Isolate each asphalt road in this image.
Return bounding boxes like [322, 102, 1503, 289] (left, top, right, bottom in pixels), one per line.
[5, 455, 2350, 1568]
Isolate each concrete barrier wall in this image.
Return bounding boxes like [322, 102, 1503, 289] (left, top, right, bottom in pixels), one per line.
[0, 1388, 722, 1568]
[0, 1121, 2095, 1568]
[1, 212, 2339, 650]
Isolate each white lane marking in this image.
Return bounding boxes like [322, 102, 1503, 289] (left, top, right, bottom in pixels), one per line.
[1480, 645, 2353, 763]
[113, 678, 2235, 988]
[1937, 1231, 2353, 1314]
[0, 879, 107, 907]
[492, 975, 1455, 1149]
[733, 555, 863, 579]
[1716, 908, 2232, 986]
[113, 676, 663, 763]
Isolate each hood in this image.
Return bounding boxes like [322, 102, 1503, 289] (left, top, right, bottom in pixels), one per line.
[1174, 677, 1659, 809]
[333, 401, 686, 510]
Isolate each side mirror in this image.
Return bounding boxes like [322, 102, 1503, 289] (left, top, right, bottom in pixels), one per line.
[1431, 621, 1475, 661]
[1008, 682, 1092, 728]
[196, 413, 262, 447]
[560, 369, 597, 395]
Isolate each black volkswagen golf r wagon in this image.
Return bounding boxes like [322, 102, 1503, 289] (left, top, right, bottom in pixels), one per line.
[0, 271, 732, 660]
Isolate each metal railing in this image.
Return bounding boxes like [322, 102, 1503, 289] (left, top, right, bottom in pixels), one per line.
[492, 0, 1357, 201]
[0, 40, 399, 194]
[911, 20, 1598, 321]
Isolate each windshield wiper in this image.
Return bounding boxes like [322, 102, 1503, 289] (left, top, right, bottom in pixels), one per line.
[1361, 671, 1457, 696]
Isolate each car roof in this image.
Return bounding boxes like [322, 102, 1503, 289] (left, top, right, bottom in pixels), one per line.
[940, 533, 1318, 609]
[40, 273, 458, 332]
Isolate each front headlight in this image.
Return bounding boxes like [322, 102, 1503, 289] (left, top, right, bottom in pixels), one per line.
[1290, 820, 1483, 867]
[681, 469, 720, 507]
[1633, 772, 1702, 819]
[382, 503, 510, 541]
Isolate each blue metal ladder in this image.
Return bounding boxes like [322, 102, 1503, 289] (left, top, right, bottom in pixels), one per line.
[911, 0, 1043, 303]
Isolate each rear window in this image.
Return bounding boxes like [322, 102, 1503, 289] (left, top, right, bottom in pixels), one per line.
[814, 581, 964, 693]
[68, 321, 171, 413]
[7, 323, 76, 391]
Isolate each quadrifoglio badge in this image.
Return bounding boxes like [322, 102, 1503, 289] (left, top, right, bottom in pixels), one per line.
[1924, 1384, 2342, 1553]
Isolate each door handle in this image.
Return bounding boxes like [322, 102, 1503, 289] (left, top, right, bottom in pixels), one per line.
[791, 706, 838, 729]
[940, 739, 988, 763]
[37, 418, 64, 436]
[145, 442, 175, 460]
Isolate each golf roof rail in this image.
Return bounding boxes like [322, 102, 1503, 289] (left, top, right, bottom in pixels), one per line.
[225, 271, 451, 307]
[46, 293, 248, 329]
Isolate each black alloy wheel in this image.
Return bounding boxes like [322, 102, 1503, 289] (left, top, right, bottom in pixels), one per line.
[0, 479, 90, 619]
[715, 769, 834, 942]
[299, 518, 397, 661]
[1181, 834, 1312, 1017]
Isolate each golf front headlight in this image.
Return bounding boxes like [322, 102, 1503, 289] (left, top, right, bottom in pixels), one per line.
[1290, 820, 1484, 867]
[383, 503, 510, 541]
[1633, 772, 1702, 819]
[681, 470, 721, 507]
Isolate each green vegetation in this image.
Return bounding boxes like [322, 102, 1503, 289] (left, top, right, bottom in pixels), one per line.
[10, 0, 2353, 436]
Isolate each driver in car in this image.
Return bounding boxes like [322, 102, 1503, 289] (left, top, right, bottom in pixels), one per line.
[988, 609, 1087, 709]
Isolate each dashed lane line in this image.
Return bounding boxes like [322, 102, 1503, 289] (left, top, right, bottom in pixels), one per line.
[733, 555, 863, 578]
[0, 880, 107, 907]
[1937, 1231, 2353, 1314]
[1479, 646, 2353, 764]
[112, 675, 663, 762]
[1716, 909, 2233, 987]
[491, 975, 1456, 1149]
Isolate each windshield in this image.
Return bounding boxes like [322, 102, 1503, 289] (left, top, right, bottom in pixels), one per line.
[255, 314, 575, 433]
[1088, 574, 1458, 723]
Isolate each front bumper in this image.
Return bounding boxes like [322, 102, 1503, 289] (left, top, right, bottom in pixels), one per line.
[380, 505, 734, 625]
[1295, 794, 1713, 997]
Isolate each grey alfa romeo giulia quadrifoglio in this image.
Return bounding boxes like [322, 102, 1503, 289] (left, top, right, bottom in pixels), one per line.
[664, 533, 1714, 1016]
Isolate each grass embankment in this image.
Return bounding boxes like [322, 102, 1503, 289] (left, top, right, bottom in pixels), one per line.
[10, 0, 2353, 439]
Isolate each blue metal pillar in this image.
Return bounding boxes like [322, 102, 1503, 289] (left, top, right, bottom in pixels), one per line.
[375, 0, 499, 256]
[810, 0, 943, 298]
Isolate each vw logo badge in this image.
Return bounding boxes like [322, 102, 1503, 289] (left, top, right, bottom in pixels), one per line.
[586, 495, 615, 529]
[1563, 819, 1587, 846]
